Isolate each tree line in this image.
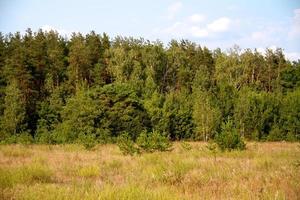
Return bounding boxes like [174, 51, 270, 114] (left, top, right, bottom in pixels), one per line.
[0, 29, 299, 145]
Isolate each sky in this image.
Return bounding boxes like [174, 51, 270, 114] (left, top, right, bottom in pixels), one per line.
[0, 0, 300, 60]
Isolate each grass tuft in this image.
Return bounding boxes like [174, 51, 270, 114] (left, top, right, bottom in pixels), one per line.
[76, 165, 100, 178]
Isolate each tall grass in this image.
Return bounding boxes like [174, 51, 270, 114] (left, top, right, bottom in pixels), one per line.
[0, 145, 33, 158]
[0, 142, 299, 200]
[0, 162, 53, 189]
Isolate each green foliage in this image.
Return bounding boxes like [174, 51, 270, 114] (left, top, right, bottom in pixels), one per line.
[16, 132, 34, 144]
[161, 91, 194, 140]
[136, 130, 172, 152]
[193, 90, 221, 141]
[215, 83, 237, 120]
[143, 91, 164, 132]
[280, 62, 300, 92]
[67, 33, 91, 88]
[0, 80, 26, 140]
[79, 134, 97, 150]
[35, 100, 60, 143]
[117, 132, 140, 155]
[215, 119, 246, 151]
[0, 133, 33, 145]
[96, 128, 113, 144]
[206, 141, 218, 153]
[180, 141, 192, 151]
[267, 126, 285, 141]
[94, 83, 150, 140]
[52, 85, 97, 143]
[206, 141, 218, 161]
[117, 130, 172, 155]
[234, 88, 281, 140]
[135, 130, 149, 151]
[0, 30, 298, 144]
[0, 162, 53, 189]
[280, 88, 300, 140]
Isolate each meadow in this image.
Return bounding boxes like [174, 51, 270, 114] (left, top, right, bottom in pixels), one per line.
[0, 142, 299, 200]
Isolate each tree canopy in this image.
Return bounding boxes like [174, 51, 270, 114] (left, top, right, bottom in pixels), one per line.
[0, 29, 299, 144]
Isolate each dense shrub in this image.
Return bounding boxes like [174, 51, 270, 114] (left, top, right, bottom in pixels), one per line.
[91, 84, 151, 140]
[78, 134, 97, 150]
[0, 133, 33, 144]
[136, 130, 172, 152]
[117, 131, 172, 155]
[215, 119, 246, 151]
[267, 126, 285, 141]
[280, 88, 300, 141]
[116, 132, 140, 155]
[234, 89, 281, 140]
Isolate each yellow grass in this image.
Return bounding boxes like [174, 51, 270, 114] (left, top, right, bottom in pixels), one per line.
[0, 142, 299, 200]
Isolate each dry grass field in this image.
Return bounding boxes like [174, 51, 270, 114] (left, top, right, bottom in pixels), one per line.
[0, 142, 299, 200]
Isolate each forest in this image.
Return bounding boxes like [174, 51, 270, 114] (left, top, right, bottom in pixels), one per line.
[1, 29, 300, 199]
[0, 29, 299, 147]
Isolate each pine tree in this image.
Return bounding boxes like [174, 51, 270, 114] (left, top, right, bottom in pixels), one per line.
[67, 33, 91, 89]
[45, 30, 66, 87]
[0, 80, 26, 140]
[52, 84, 97, 143]
[0, 32, 7, 115]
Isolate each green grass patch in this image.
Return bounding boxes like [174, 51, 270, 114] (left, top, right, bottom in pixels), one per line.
[76, 165, 100, 178]
[0, 162, 53, 189]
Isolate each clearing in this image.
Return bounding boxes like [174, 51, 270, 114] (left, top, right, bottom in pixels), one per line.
[0, 142, 299, 199]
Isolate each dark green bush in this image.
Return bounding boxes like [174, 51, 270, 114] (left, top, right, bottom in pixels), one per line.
[117, 131, 172, 155]
[215, 120, 246, 151]
[267, 126, 285, 141]
[136, 130, 172, 152]
[79, 134, 97, 150]
[16, 133, 34, 145]
[116, 132, 140, 155]
[1, 133, 33, 145]
[92, 129, 113, 144]
[135, 130, 150, 151]
[286, 132, 297, 142]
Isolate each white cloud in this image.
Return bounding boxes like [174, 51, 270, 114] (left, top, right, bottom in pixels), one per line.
[190, 26, 208, 37]
[157, 16, 232, 39]
[258, 48, 299, 61]
[268, 45, 278, 51]
[256, 47, 265, 55]
[163, 22, 183, 33]
[189, 17, 232, 38]
[257, 45, 300, 61]
[41, 25, 74, 37]
[160, 22, 189, 38]
[167, 1, 182, 20]
[285, 52, 300, 61]
[255, 45, 277, 55]
[188, 14, 205, 23]
[241, 24, 283, 48]
[251, 31, 267, 40]
[161, 3, 232, 38]
[207, 17, 231, 32]
[289, 8, 300, 38]
[262, 45, 277, 51]
[41, 25, 56, 32]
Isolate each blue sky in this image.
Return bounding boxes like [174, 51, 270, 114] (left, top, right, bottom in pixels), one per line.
[1, 0, 300, 60]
